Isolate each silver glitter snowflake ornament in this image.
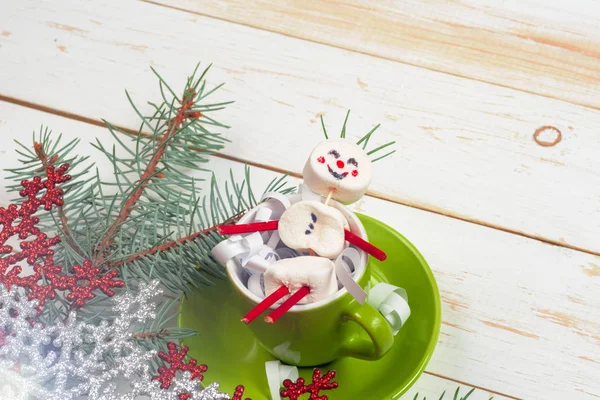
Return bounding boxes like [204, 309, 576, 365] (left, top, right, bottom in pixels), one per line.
[0, 282, 229, 400]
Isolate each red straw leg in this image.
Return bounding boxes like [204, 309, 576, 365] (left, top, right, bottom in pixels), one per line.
[265, 286, 311, 324]
[218, 220, 279, 235]
[241, 285, 289, 325]
[344, 229, 387, 261]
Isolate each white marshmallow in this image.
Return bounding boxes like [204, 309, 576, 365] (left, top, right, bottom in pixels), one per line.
[278, 201, 346, 259]
[264, 256, 338, 304]
[303, 139, 372, 204]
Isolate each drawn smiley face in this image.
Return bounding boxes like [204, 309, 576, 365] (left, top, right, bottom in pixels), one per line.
[317, 149, 360, 180]
[303, 139, 372, 204]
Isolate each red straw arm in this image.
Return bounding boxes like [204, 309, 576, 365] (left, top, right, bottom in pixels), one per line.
[265, 286, 311, 324]
[344, 229, 387, 261]
[219, 220, 279, 235]
[242, 285, 289, 325]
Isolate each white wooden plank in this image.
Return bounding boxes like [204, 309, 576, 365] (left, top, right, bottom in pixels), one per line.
[1, 101, 598, 399]
[1, 0, 599, 255]
[153, 0, 600, 110]
[405, 373, 507, 400]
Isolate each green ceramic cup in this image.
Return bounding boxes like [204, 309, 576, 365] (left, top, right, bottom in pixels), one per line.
[226, 202, 395, 367]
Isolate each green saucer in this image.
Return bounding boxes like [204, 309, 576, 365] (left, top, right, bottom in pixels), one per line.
[179, 214, 441, 399]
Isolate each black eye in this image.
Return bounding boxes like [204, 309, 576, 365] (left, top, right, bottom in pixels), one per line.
[328, 150, 340, 158]
[347, 158, 358, 167]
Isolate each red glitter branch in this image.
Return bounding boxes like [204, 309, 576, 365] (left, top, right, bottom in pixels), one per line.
[0, 164, 124, 312]
[280, 369, 339, 400]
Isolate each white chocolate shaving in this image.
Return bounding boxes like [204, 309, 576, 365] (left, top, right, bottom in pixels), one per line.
[213, 189, 376, 309]
[367, 283, 411, 335]
[247, 273, 264, 298]
[334, 248, 367, 304]
[254, 206, 273, 222]
[265, 360, 299, 400]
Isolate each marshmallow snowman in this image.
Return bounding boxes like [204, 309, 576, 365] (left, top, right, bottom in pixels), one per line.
[213, 121, 394, 323]
[278, 201, 347, 259]
[303, 138, 372, 204]
[264, 256, 338, 304]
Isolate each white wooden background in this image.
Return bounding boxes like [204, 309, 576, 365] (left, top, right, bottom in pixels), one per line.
[1, 1, 599, 399]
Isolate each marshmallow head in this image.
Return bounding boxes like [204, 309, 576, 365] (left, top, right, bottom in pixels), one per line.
[303, 139, 372, 204]
[278, 201, 346, 259]
[264, 256, 338, 304]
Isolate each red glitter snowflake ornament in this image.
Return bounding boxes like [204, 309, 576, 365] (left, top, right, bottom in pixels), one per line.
[153, 342, 208, 389]
[231, 385, 251, 400]
[153, 343, 253, 400]
[0, 163, 124, 312]
[280, 369, 339, 400]
[66, 260, 124, 306]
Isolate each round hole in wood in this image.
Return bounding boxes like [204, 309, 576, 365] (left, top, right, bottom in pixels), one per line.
[533, 126, 562, 147]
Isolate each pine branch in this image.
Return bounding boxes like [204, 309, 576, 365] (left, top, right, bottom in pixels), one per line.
[413, 387, 493, 400]
[0, 63, 301, 398]
[131, 329, 170, 340]
[106, 213, 241, 269]
[56, 206, 85, 256]
[104, 166, 294, 287]
[94, 89, 202, 264]
[4, 63, 294, 339]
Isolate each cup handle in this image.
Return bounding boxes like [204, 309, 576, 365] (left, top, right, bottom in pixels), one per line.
[339, 300, 394, 360]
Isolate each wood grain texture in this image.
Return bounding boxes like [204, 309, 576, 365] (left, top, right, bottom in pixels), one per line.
[1, 0, 599, 255]
[1, 101, 598, 399]
[151, 0, 600, 110]
[405, 373, 511, 400]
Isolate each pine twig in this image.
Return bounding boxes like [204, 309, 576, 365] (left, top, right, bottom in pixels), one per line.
[107, 213, 242, 269]
[56, 206, 85, 258]
[131, 329, 170, 340]
[33, 141, 59, 171]
[94, 89, 202, 265]
[413, 387, 489, 400]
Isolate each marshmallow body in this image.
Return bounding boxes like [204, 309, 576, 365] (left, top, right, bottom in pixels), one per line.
[278, 201, 346, 259]
[264, 256, 338, 304]
[303, 139, 372, 204]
